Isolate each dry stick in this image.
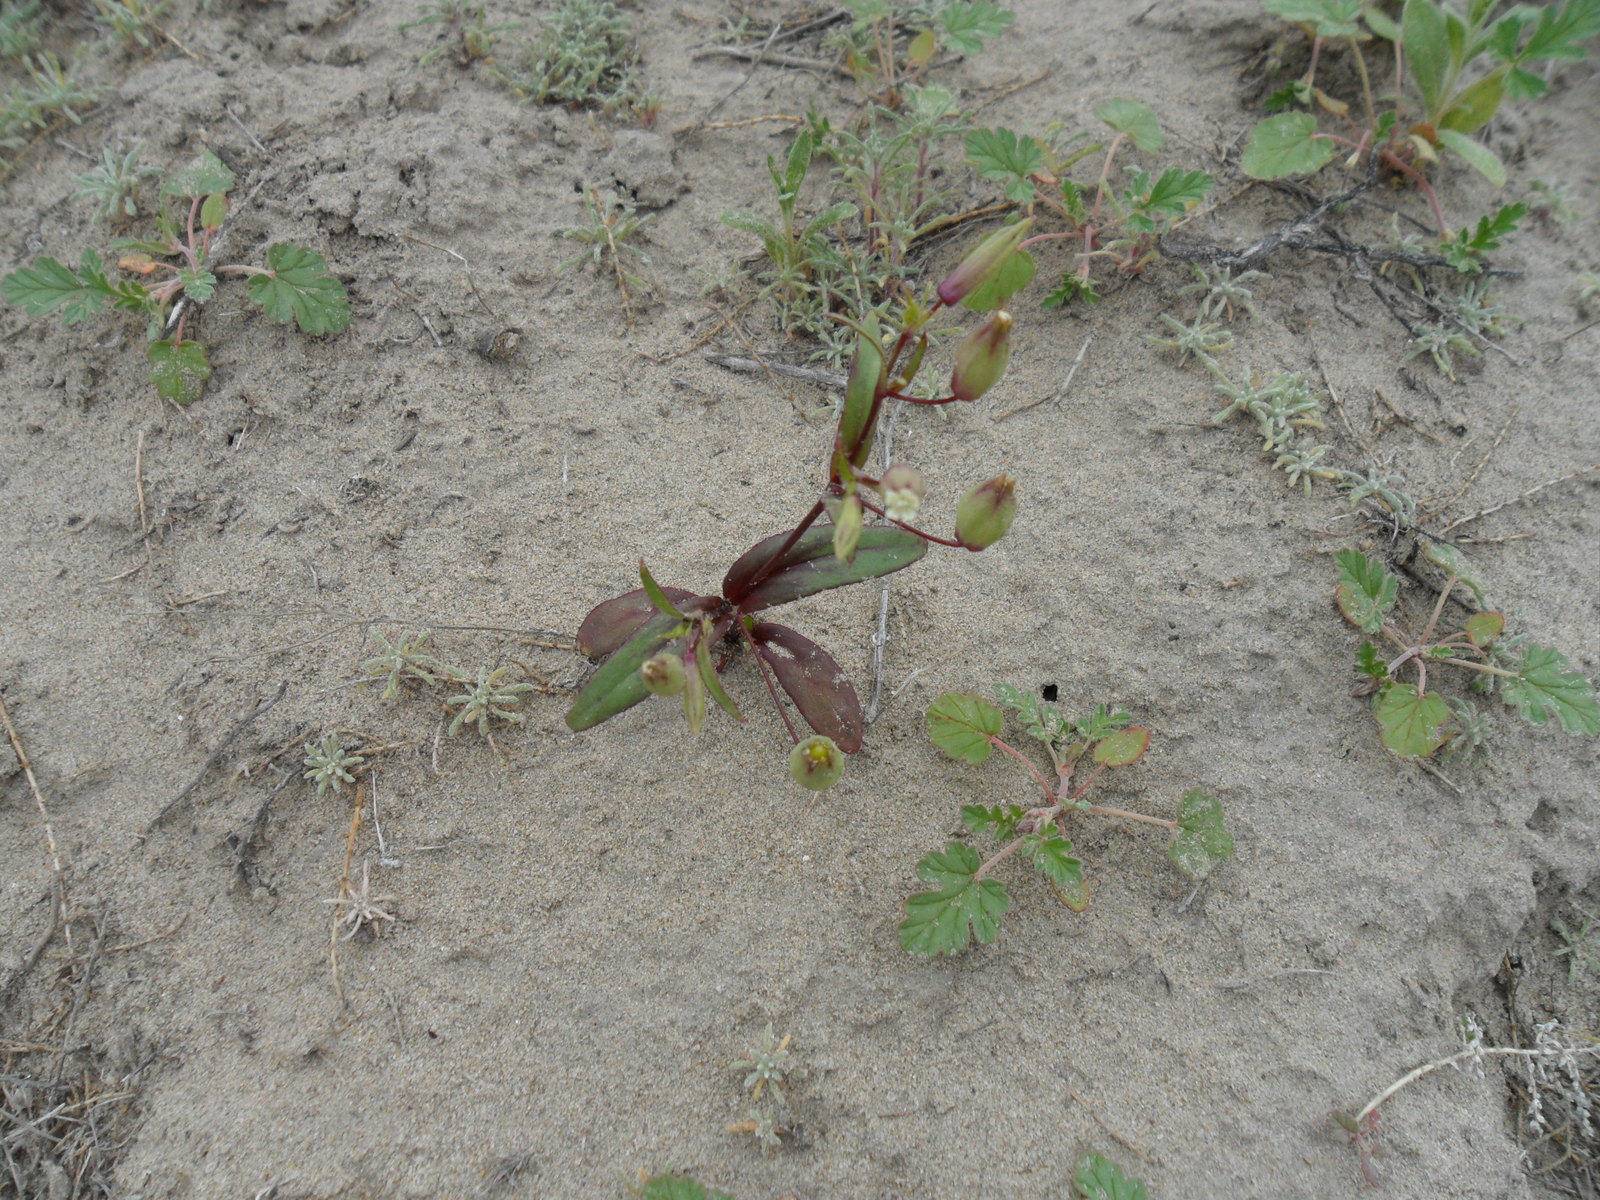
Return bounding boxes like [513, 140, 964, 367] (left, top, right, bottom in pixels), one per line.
[864, 400, 905, 725]
[146, 680, 289, 831]
[1353, 1041, 1600, 1125]
[704, 352, 847, 389]
[993, 335, 1091, 422]
[1433, 405, 1519, 517]
[225, 105, 268, 153]
[0, 692, 70, 955]
[702, 113, 806, 130]
[693, 44, 854, 78]
[701, 17, 784, 122]
[329, 782, 365, 1004]
[1438, 464, 1600, 536]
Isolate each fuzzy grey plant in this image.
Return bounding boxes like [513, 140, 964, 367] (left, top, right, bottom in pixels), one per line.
[303, 733, 365, 794]
[446, 666, 536, 737]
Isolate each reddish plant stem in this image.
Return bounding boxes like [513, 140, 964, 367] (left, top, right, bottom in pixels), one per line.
[740, 623, 802, 745]
[987, 735, 1056, 804]
[855, 493, 966, 547]
[975, 834, 1029, 882]
[1084, 803, 1175, 831]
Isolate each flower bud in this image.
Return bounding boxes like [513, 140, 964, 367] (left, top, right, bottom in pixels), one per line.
[790, 735, 845, 791]
[950, 310, 1013, 403]
[880, 463, 926, 523]
[936, 219, 1032, 308]
[832, 494, 863, 562]
[640, 652, 687, 696]
[955, 474, 1017, 550]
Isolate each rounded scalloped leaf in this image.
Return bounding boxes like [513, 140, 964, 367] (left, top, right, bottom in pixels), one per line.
[926, 693, 1002, 764]
[1240, 112, 1337, 179]
[1092, 726, 1150, 767]
[1464, 611, 1504, 648]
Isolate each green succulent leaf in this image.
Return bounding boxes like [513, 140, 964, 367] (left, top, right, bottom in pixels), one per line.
[1028, 830, 1082, 888]
[1499, 645, 1600, 735]
[1373, 682, 1455, 757]
[696, 633, 744, 724]
[1074, 1151, 1149, 1200]
[566, 611, 684, 731]
[147, 338, 211, 406]
[1240, 112, 1337, 179]
[838, 316, 884, 466]
[725, 525, 927, 612]
[246, 243, 351, 336]
[936, 0, 1014, 54]
[900, 842, 1011, 956]
[638, 559, 687, 618]
[1092, 726, 1150, 767]
[1095, 98, 1163, 153]
[1169, 789, 1234, 881]
[161, 150, 236, 198]
[964, 126, 1044, 203]
[927, 693, 1003, 764]
[1434, 128, 1506, 186]
[1335, 549, 1399, 633]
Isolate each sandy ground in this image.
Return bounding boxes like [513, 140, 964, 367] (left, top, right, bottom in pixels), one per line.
[2, 1, 1598, 1197]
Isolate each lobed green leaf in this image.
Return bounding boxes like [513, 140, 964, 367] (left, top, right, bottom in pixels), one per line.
[2, 250, 131, 323]
[1095, 98, 1163, 153]
[1074, 1152, 1149, 1200]
[638, 1173, 735, 1200]
[147, 338, 211, 406]
[927, 693, 1002, 764]
[1373, 682, 1455, 757]
[964, 126, 1044, 203]
[246, 242, 351, 336]
[161, 150, 236, 198]
[1092, 726, 1149, 767]
[1500, 645, 1600, 735]
[900, 842, 1011, 956]
[1334, 549, 1398, 634]
[1169, 789, 1234, 881]
[1262, 0, 1364, 38]
[1240, 112, 1337, 179]
[936, 0, 1013, 54]
[1027, 831, 1082, 889]
[962, 803, 1024, 838]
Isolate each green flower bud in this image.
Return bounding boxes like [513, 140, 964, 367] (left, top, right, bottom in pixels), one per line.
[832, 494, 863, 562]
[936, 219, 1033, 308]
[640, 652, 687, 696]
[955, 474, 1017, 550]
[950, 310, 1013, 403]
[790, 735, 845, 791]
[880, 463, 926, 523]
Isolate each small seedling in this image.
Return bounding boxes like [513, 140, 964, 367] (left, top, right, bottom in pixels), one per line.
[322, 859, 397, 940]
[1074, 1152, 1148, 1200]
[631, 1174, 734, 1200]
[900, 687, 1232, 956]
[1335, 548, 1599, 757]
[0, 1, 43, 59]
[493, 0, 641, 113]
[362, 628, 453, 698]
[567, 225, 1033, 788]
[1403, 319, 1478, 380]
[446, 666, 536, 737]
[1246, 0, 1600, 232]
[92, 0, 172, 51]
[3, 150, 350, 406]
[303, 733, 366, 794]
[399, 1, 518, 67]
[69, 141, 160, 222]
[555, 185, 652, 326]
[1177, 264, 1266, 322]
[1551, 911, 1599, 987]
[727, 1022, 798, 1152]
[828, 0, 1013, 103]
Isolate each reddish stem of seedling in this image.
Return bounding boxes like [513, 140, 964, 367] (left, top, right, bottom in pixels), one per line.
[988, 735, 1057, 804]
[1083, 803, 1176, 831]
[855, 493, 966, 548]
[974, 835, 1028, 882]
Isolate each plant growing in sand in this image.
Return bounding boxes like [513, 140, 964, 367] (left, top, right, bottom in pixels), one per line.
[1246, 0, 1600, 232]
[3, 150, 350, 406]
[566, 223, 1036, 789]
[1335, 548, 1599, 757]
[1073, 1152, 1149, 1200]
[555, 184, 653, 327]
[900, 687, 1233, 956]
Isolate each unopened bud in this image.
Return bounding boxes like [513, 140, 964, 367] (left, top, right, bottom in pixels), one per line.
[640, 652, 687, 696]
[936, 219, 1033, 309]
[880, 463, 926, 523]
[790, 735, 845, 791]
[832, 494, 863, 562]
[950, 310, 1013, 402]
[955, 475, 1017, 550]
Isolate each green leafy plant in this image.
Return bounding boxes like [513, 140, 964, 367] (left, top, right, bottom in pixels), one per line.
[900, 687, 1233, 955]
[632, 1175, 734, 1200]
[91, 0, 172, 51]
[1551, 911, 1600, 986]
[446, 666, 537, 737]
[1, 50, 106, 171]
[70, 141, 160, 222]
[362, 629, 453, 699]
[0, 0, 43, 60]
[1074, 1152, 1148, 1200]
[973, 101, 1213, 307]
[727, 1022, 798, 1151]
[555, 184, 653, 327]
[828, 0, 1013, 103]
[2, 151, 350, 405]
[494, 0, 640, 113]
[399, 1, 518, 67]
[566, 228, 1034, 789]
[1335, 548, 1599, 757]
[1245, 0, 1600, 233]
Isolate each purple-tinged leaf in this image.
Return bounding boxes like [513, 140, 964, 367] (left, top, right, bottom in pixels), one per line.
[566, 612, 685, 731]
[1092, 727, 1149, 767]
[726, 526, 926, 612]
[751, 623, 863, 752]
[577, 586, 710, 659]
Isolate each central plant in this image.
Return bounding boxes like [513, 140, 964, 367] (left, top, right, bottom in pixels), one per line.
[565, 221, 1037, 788]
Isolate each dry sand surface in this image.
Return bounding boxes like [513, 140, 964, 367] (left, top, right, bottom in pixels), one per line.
[2, 1, 1598, 1197]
